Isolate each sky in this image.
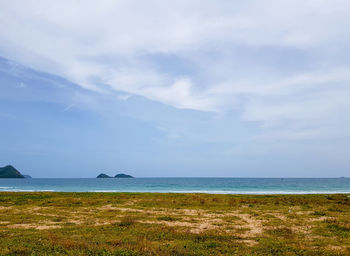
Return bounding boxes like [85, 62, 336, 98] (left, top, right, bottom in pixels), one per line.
[0, 0, 350, 177]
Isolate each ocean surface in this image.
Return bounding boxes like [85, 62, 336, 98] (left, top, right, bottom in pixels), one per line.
[0, 178, 349, 194]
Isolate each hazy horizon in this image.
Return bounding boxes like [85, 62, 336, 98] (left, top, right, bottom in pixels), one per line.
[1, 1, 350, 178]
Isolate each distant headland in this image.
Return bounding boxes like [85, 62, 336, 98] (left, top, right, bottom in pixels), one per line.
[97, 173, 134, 178]
[0, 165, 32, 178]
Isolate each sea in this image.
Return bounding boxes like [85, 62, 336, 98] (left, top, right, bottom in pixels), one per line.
[0, 178, 349, 194]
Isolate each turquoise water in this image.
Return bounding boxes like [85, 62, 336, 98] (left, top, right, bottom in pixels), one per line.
[0, 178, 349, 194]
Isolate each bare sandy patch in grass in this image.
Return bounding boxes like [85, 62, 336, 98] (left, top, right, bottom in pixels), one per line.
[234, 213, 263, 238]
[141, 217, 225, 233]
[96, 206, 265, 237]
[8, 223, 59, 230]
[239, 239, 259, 246]
[0, 204, 267, 239]
[326, 245, 348, 252]
[271, 212, 288, 221]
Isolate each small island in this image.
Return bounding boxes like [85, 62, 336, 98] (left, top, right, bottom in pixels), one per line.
[0, 165, 25, 178]
[115, 173, 133, 178]
[96, 173, 134, 178]
[96, 173, 112, 178]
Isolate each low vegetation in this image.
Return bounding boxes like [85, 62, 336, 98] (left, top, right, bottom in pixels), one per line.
[0, 192, 349, 255]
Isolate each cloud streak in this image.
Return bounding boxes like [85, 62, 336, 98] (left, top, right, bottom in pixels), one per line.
[1, 0, 350, 142]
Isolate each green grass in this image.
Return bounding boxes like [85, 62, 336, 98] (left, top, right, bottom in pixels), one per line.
[0, 192, 349, 255]
[157, 216, 180, 221]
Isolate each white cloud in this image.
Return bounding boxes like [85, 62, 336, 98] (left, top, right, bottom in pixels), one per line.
[1, 0, 350, 141]
[63, 103, 75, 112]
[16, 82, 27, 89]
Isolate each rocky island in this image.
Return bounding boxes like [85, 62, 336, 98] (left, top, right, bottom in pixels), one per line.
[96, 173, 112, 178]
[115, 173, 133, 178]
[96, 173, 134, 178]
[0, 165, 25, 178]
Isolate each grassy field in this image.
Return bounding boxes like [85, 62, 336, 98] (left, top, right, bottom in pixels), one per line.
[0, 192, 349, 255]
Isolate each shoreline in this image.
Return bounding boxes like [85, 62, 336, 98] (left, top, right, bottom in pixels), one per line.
[0, 190, 350, 194]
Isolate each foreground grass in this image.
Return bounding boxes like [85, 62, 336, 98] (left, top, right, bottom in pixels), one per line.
[0, 193, 349, 255]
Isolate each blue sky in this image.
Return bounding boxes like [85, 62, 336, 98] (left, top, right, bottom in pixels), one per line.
[0, 1, 350, 177]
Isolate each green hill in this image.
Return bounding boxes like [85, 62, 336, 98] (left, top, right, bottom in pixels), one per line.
[0, 165, 25, 178]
